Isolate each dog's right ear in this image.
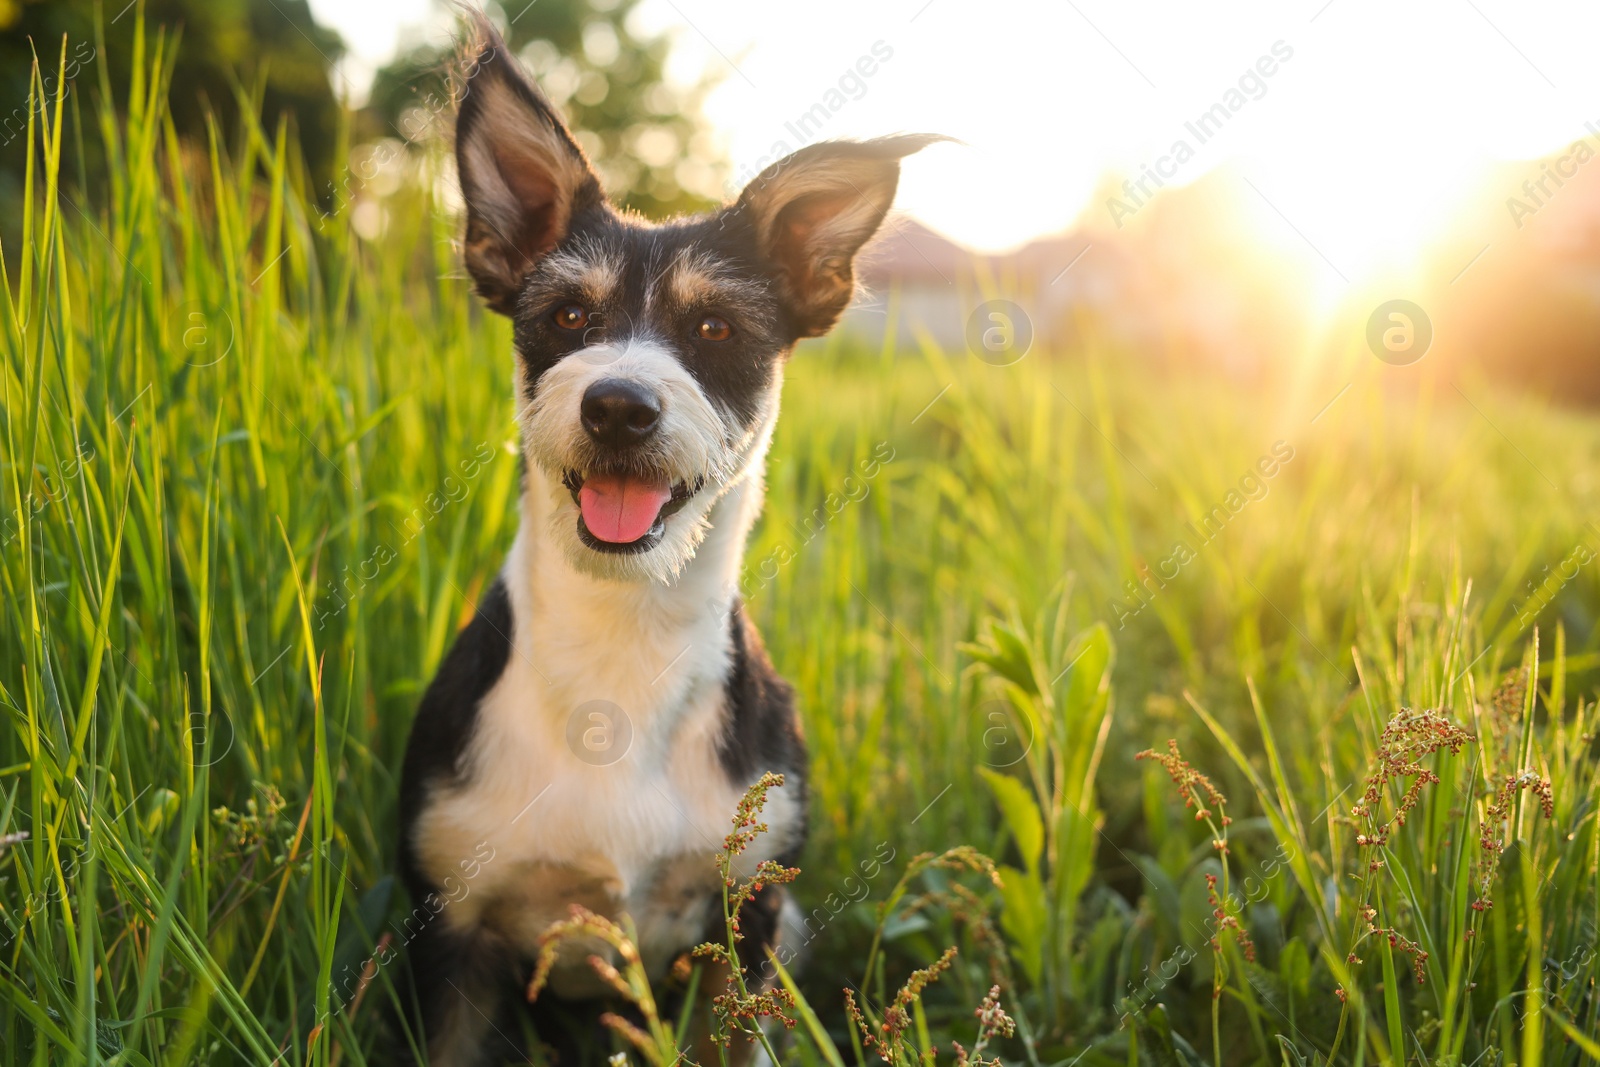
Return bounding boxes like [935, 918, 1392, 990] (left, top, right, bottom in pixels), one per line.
[733, 134, 947, 337]
[455, 19, 603, 315]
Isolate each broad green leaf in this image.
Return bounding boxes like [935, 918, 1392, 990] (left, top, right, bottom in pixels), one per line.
[1054, 802, 1099, 918]
[1131, 854, 1183, 944]
[1277, 1034, 1313, 1067]
[1060, 623, 1112, 733]
[980, 766, 1043, 875]
[961, 619, 1040, 696]
[1279, 937, 1310, 1000]
[997, 863, 1047, 986]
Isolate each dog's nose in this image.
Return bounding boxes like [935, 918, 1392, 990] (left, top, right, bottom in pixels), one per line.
[580, 379, 661, 447]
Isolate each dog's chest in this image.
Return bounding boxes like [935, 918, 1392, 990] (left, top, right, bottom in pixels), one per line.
[412, 639, 798, 989]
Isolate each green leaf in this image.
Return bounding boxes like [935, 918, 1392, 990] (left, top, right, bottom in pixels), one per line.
[1548, 1007, 1600, 1058]
[1057, 625, 1113, 805]
[997, 863, 1047, 986]
[1276, 1034, 1313, 1067]
[980, 767, 1044, 875]
[1060, 623, 1112, 732]
[1279, 937, 1310, 1000]
[881, 912, 933, 941]
[1133, 1003, 1185, 1067]
[1054, 802, 1099, 920]
[1131, 854, 1182, 944]
[961, 619, 1041, 696]
[1379, 913, 1405, 1067]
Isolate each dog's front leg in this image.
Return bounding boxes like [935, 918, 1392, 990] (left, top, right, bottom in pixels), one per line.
[401, 917, 516, 1067]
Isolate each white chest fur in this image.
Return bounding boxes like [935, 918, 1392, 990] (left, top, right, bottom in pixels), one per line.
[410, 468, 802, 990]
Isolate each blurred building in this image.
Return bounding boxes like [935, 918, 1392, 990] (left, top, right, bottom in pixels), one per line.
[847, 163, 1600, 405]
[847, 218, 1153, 357]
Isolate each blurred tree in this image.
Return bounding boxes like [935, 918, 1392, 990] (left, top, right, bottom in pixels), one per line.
[0, 0, 344, 186]
[364, 0, 724, 220]
[0, 0, 342, 263]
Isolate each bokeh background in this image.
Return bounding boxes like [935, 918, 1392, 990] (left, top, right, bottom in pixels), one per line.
[12, 0, 1600, 399]
[2, 1, 1598, 1065]
[7, 0, 1600, 398]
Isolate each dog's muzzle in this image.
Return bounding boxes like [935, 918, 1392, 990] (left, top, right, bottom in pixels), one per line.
[558, 379, 701, 552]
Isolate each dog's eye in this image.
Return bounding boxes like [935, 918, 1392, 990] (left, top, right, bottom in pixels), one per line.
[696, 315, 733, 342]
[552, 304, 589, 330]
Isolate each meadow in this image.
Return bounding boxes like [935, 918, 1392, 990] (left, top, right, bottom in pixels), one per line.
[3, 25, 1599, 1066]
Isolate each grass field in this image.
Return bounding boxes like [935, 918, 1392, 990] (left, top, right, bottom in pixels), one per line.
[3, 25, 1599, 1067]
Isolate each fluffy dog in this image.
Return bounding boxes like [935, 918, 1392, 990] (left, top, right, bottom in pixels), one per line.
[397, 17, 937, 1065]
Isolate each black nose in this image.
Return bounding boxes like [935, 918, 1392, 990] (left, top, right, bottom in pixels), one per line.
[580, 379, 661, 447]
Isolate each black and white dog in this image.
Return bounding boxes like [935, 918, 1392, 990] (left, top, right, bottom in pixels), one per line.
[397, 18, 936, 1066]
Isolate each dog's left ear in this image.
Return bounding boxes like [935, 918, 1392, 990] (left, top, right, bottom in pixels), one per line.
[455, 17, 605, 315]
[734, 135, 947, 337]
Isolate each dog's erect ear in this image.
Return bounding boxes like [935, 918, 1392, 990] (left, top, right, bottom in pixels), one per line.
[734, 135, 946, 337]
[455, 19, 604, 315]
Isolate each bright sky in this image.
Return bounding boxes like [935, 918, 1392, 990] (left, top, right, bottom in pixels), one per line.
[310, 0, 1600, 257]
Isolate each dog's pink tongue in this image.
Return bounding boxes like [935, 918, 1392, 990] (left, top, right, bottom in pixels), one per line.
[579, 473, 673, 543]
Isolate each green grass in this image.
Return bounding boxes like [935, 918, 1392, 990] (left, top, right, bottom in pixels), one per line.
[3, 22, 1599, 1067]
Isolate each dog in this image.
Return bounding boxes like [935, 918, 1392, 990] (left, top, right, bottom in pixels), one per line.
[396, 17, 938, 1066]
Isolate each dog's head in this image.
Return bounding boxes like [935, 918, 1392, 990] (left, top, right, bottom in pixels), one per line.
[453, 22, 939, 583]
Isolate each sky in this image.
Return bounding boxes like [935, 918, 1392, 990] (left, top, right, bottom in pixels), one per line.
[308, 0, 1600, 259]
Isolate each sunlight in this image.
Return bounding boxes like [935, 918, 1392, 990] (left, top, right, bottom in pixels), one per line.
[1236, 150, 1496, 314]
[629, 0, 1600, 255]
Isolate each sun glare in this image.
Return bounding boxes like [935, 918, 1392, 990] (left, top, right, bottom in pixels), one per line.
[1233, 151, 1496, 315]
